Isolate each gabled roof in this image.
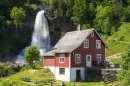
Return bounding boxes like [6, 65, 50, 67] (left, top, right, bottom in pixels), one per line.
[43, 28, 107, 56]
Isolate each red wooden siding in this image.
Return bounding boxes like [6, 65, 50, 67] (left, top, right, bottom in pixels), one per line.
[55, 53, 69, 68]
[44, 56, 55, 66]
[71, 31, 106, 67]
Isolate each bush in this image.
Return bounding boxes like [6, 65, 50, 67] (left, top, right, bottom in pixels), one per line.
[20, 65, 32, 71]
[35, 61, 43, 68]
[20, 76, 31, 82]
[6, 67, 15, 76]
[0, 62, 9, 77]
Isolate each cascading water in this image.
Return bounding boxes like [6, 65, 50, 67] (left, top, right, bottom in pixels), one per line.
[31, 10, 51, 55]
[15, 10, 51, 63]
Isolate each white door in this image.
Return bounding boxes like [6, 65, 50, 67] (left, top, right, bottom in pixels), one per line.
[86, 55, 92, 67]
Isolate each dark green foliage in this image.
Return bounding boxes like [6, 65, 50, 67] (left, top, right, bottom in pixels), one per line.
[24, 45, 40, 69]
[0, 62, 7, 77]
[0, 62, 14, 77]
[94, 5, 113, 34]
[10, 6, 26, 28]
[27, 0, 41, 4]
[118, 45, 130, 86]
[71, 0, 87, 25]
[20, 65, 32, 71]
[0, 1, 35, 58]
[0, 16, 8, 53]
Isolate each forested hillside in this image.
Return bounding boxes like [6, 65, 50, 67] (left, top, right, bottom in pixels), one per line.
[0, 0, 130, 60]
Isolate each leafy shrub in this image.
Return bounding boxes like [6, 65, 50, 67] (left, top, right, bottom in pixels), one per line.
[35, 80, 45, 84]
[20, 76, 31, 82]
[35, 61, 43, 68]
[20, 65, 31, 71]
[44, 68, 50, 73]
[6, 67, 15, 76]
[0, 62, 9, 77]
[0, 62, 15, 77]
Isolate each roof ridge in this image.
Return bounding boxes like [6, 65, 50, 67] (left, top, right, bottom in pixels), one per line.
[67, 28, 94, 33]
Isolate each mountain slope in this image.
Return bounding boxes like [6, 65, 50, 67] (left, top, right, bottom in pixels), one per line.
[106, 23, 130, 56]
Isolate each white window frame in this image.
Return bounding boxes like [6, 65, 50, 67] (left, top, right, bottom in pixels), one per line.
[91, 31, 94, 37]
[75, 54, 81, 63]
[96, 40, 101, 49]
[97, 54, 101, 61]
[59, 54, 65, 63]
[84, 39, 89, 48]
[59, 68, 65, 75]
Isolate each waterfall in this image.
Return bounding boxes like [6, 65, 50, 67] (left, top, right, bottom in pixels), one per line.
[15, 10, 51, 63]
[31, 10, 51, 55]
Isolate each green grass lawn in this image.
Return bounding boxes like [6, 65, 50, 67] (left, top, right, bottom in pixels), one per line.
[106, 39, 128, 57]
[0, 67, 121, 86]
[102, 23, 130, 57]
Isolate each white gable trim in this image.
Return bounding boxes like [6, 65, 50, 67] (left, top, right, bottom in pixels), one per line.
[93, 29, 108, 48]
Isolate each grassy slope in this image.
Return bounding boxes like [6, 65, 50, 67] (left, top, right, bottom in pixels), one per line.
[0, 68, 55, 86]
[106, 23, 130, 56]
[0, 68, 118, 86]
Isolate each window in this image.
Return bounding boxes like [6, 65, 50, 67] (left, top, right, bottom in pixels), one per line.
[96, 40, 101, 49]
[87, 55, 91, 61]
[59, 68, 65, 75]
[91, 31, 94, 37]
[84, 39, 89, 48]
[59, 54, 65, 63]
[97, 54, 101, 61]
[75, 54, 81, 63]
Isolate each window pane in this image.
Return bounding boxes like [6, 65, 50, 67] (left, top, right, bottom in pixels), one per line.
[59, 54, 65, 63]
[96, 40, 101, 48]
[91, 31, 94, 37]
[87, 56, 90, 61]
[75, 54, 81, 63]
[59, 68, 65, 74]
[97, 54, 101, 61]
[84, 39, 89, 48]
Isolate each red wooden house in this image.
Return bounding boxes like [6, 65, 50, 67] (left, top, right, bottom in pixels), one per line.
[43, 26, 107, 82]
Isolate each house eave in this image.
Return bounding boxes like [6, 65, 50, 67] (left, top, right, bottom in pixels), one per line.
[43, 55, 55, 57]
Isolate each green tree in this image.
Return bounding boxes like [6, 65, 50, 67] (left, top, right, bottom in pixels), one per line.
[10, 6, 26, 28]
[0, 16, 9, 54]
[113, 0, 123, 20]
[103, 17, 112, 34]
[118, 45, 130, 86]
[122, 5, 130, 21]
[71, 0, 87, 25]
[94, 5, 112, 34]
[24, 45, 40, 69]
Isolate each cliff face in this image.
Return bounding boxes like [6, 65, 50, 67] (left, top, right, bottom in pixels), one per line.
[48, 16, 75, 46]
